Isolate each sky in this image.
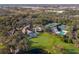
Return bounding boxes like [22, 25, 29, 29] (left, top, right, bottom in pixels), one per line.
[0, 0, 79, 4]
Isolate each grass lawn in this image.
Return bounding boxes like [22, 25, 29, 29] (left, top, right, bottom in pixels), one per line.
[29, 32, 79, 54]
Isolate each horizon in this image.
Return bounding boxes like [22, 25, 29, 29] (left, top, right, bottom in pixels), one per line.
[0, 4, 79, 8]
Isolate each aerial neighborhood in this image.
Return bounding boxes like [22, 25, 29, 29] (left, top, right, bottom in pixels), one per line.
[0, 4, 79, 54]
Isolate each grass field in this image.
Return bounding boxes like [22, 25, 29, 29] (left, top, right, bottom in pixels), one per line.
[29, 32, 79, 54]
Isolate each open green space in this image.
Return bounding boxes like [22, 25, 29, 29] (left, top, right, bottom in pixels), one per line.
[29, 32, 79, 54]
